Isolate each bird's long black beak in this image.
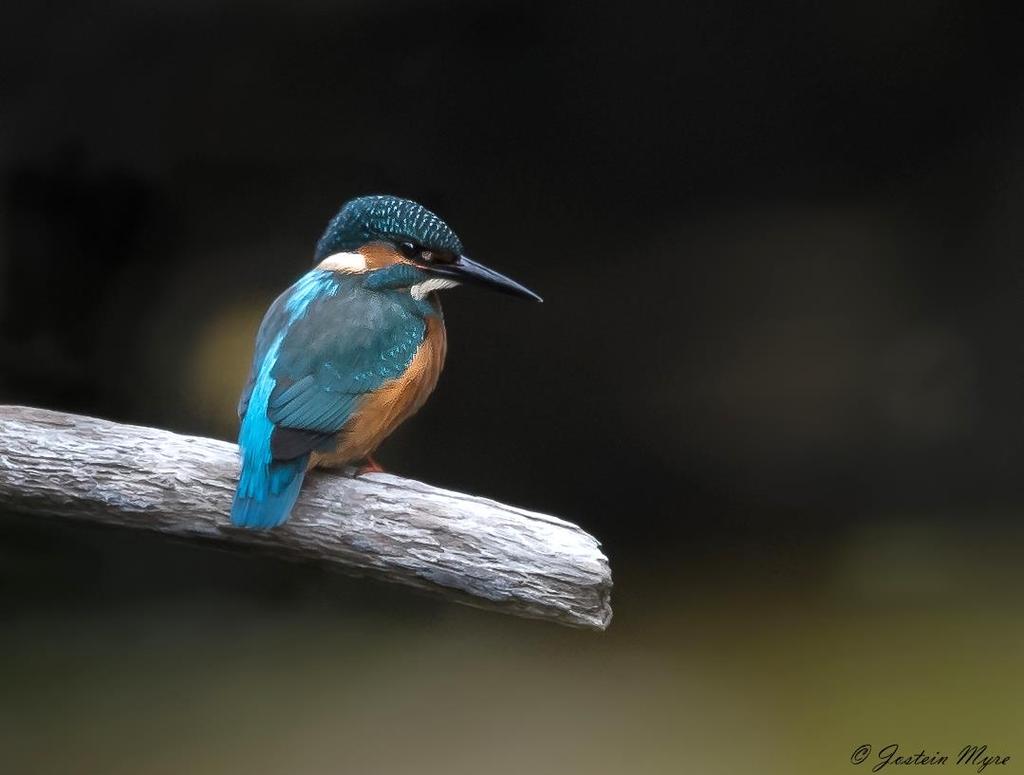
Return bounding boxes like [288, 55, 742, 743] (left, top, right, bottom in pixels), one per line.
[428, 255, 543, 302]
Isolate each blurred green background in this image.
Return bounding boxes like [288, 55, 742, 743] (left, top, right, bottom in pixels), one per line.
[3, 1, 1024, 773]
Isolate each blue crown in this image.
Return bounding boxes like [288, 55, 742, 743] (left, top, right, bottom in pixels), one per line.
[314, 195, 465, 261]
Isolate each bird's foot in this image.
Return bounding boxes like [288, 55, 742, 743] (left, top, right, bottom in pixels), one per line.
[356, 455, 385, 476]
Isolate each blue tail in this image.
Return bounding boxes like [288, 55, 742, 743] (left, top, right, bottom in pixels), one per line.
[231, 455, 309, 529]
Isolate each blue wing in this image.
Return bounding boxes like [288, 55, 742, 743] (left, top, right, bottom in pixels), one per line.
[231, 270, 428, 528]
[266, 281, 427, 445]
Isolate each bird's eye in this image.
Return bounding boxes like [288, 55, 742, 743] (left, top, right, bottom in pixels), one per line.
[397, 241, 450, 264]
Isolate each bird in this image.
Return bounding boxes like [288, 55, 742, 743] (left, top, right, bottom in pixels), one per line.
[230, 194, 541, 529]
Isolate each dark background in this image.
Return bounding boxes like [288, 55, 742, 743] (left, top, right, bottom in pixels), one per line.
[3, 2, 1024, 773]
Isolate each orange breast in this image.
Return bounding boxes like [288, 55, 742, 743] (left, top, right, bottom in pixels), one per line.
[311, 314, 447, 468]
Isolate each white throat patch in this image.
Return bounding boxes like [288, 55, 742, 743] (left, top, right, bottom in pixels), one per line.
[411, 277, 460, 300]
[317, 251, 367, 273]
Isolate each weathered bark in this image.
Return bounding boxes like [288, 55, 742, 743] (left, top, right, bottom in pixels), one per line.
[0, 406, 612, 630]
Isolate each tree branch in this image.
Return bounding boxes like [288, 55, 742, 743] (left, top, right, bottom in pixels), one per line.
[0, 406, 611, 630]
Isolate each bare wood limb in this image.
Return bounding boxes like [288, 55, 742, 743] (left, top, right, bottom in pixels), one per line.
[0, 406, 611, 629]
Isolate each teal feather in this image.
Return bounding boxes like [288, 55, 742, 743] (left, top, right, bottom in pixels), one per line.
[267, 274, 429, 433]
[231, 456, 307, 529]
[232, 266, 437, 529]
[231, 272, 339, 529]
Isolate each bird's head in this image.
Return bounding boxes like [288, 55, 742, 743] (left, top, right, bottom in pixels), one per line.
[312, 195, 541, 302]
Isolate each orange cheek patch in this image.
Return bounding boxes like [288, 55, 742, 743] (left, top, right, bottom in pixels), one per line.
[358, 242, 410, 270]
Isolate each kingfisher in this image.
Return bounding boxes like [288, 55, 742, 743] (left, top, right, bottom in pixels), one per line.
[230, 194, 541, 529]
